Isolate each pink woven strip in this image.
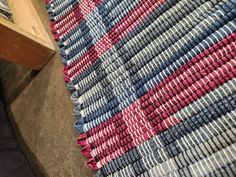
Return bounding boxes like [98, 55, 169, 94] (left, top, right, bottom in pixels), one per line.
[86, 44, 236, 152]
[92, 57, 236, 168]
[65, 0, 166, 80]
[84, 33, 236, 140]
[89, 52, 236, 160]
[76, 35, 236, 168]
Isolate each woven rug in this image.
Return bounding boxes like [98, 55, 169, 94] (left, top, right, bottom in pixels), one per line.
[46, 0, 236, 176]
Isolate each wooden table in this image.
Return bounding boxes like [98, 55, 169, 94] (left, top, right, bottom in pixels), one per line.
[0, 0, 55, 70]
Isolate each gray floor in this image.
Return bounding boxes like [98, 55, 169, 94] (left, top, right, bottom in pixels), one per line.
[0, 0, 95, 176]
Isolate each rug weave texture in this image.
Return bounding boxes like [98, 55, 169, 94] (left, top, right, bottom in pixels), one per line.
[46, 0, 236, 176]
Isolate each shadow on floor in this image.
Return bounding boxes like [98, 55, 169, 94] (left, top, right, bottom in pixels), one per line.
[0, 81, 36, 177]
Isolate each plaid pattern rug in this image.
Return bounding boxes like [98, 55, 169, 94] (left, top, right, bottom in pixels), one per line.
[46, 0, 236, 176]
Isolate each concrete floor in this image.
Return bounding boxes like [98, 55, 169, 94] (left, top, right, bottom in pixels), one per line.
[0, 1, 95, 177]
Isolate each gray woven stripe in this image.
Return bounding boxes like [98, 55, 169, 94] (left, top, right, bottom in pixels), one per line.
[97, 78, 236, 176]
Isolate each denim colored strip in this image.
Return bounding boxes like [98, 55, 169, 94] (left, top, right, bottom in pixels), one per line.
[86, 50, 236, 156]
[59, 0, 144, 73]
[58, 0, 158, 58]
[55, 0, 139, 45]
[78, 3, 236, 116]
[77, 11, 236, 133]
[74, 0, 210, 105]
[78, 33, 235, 171]
[69, 0, 206, 89]
[77, 1, 228, 116]
[83, 65, 236, 168]
[54, 0, 140, 63]
[58, 0, 137, 51]
[110, 126, 236, 177]
[66, 0, 183, 77]
[205, 161, 236, 177]
[49, 0, 103, 23]
[69, 0, 179, 86]
[98, 89, 236, 176]
[91, 73, 236, 169]
[77, 1, 234, 113]
[85, 43, 236, 151]
[65, 0, 166, 78]
[79, 30, 236, 152]
[58, 0, 141, 49]
[105, 105, 236, 176]
[79, 21, 236, 132]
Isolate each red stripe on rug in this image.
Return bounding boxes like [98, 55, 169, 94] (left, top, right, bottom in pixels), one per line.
[85, 33, 236, 139]
[77, 34, 236, 168]
[66, 0, 165, 80]
[50, 0, 103, 40]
